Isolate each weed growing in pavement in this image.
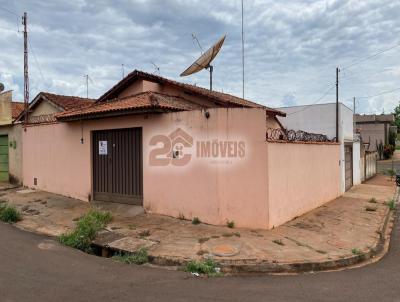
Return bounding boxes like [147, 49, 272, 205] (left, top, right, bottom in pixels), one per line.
[351, 248, 363, 255]
[226, 220, 235, 228]
[178, 213, 186, 220]
[385, 169, 396, 180]
[0, 203, 21, 223]
[386, 199, 396, 211]
[59, 209, 112, 252]
[192, 217, 201, 225]
[128, 224, 137, 230]
[112, 248, 149, 265]
[185, 258, 222, 277]
[368, 198, 377, 203]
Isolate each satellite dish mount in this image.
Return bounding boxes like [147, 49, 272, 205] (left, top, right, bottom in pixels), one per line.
[180, 35, 226, 91]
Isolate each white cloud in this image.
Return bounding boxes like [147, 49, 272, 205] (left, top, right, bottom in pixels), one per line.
[0, 0, 399, 113]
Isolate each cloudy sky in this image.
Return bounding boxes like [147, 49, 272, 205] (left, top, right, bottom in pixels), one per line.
[0, 0, 399, 114]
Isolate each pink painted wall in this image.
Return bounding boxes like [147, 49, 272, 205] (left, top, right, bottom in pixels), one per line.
[266, 141, 341, 228]
[22, 107, 341, 229]
[23, 108, 270, 228]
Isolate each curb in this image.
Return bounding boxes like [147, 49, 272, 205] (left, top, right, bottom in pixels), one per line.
[94, 187, 399, 274]
[6, 186, 399, 275]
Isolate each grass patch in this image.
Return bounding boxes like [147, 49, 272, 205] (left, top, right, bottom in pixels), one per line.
[226, 220, 235, 228]
[351, 248, 363, 255]
[368, 198, 377, 204]
[0, 203, 21, 223]
[272, 239, 284, 246]
[112, 248, 149, 265]
[128, 224, 137, 230]
[365, 206, 377, 212]
[385, 169, 396, 179]
[59, 209, 112, 253]
[185, 258, 222, 277]
[192, 217, 201, 225]
[386, 199, 396, 211]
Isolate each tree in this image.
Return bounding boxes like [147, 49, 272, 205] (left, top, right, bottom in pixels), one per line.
[393, 101, 400, 130]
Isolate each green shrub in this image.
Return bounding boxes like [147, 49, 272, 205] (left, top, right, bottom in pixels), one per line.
[192, 217, 201, 225]
[386, 199, 396, 211]
[226, 220, 235, 228]
[112, 248, 149, 265]
[0, 204, 21, 223]
[385, 169, 396, 179]
[351, 248, 363, 255]
[383, 144, 394, 159]
[59, 209, 112, 252]
[185, 258, 221, 276]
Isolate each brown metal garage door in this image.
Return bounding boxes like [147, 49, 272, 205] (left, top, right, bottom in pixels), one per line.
[92, 128, 143, 205]
[345, 144, 353, 191]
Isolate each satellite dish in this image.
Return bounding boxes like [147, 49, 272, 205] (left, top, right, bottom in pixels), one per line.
[0, 83, 4, 93]
[180, 35, 226, 91]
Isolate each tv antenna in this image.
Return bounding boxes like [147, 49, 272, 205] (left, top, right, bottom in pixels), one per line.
[191, 33, 203, 53]
[151, 62, 160, 75]
[180, 35, 226, 91]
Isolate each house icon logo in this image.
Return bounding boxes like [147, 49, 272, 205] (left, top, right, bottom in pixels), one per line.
[149, 128, 193, 166]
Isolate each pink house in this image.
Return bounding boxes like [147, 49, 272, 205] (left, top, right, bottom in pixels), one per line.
[20, 70, 340, 229]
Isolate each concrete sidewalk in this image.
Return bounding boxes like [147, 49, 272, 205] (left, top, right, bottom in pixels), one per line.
[0, 174, 397, 273]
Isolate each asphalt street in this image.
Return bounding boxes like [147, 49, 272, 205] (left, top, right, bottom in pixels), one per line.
[0, 212, 400, 302]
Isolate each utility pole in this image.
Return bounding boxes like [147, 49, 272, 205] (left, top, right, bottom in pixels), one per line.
[241, 0, 245, 99]
[336, 67, 340, 143]
[22, 12, 29, 126]
[84, 75, 89, 98]
[353, 97, 356, 135]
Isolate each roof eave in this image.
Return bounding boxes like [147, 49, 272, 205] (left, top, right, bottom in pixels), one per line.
[56, 107, 183, 122]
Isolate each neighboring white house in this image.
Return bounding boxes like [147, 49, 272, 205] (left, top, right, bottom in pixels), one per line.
[278, 102, 361, 193]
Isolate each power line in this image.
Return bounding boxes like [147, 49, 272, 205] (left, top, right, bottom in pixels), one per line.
[28, 37, 46, 85]
[342, 42, 400, 71]
[0, 5, 19, 17]
[356, 87, 400, 99]
[286, 84, 336, 115]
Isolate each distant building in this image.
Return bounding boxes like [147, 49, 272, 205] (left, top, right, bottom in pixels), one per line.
[355, 114, 395, 151]
[0, 90, 24, 183]
[278, 102, 360, 193]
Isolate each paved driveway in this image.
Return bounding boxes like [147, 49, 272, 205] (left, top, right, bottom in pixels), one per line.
[1, 208, 400, 302]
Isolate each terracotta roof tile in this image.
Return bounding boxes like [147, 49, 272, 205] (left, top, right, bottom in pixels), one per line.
[97, 70, 285, 116]
[11, 102, 24, 119]
[41, 92, 95, 110]
[57, 91, 202, 120]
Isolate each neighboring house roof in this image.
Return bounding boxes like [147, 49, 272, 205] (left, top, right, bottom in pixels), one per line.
[39, 92, 96, 111]
[56, 91, 203, 121]
[11, 102, 24, 119]
[355, 114, 394, 123]
[97, 70, 285, 116]
[15, 92, 96, 123]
